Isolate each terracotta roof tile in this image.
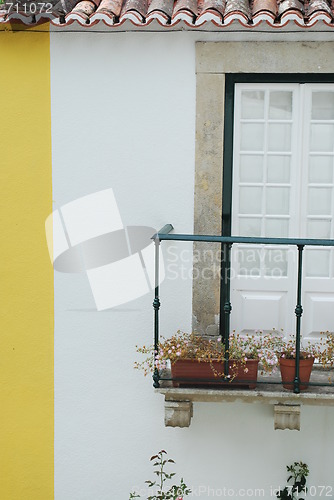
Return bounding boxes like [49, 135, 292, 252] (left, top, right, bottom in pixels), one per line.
[278, 0, 304, 16]
[252, 0, 277, 16]
[147, 0, 174, 17]
[69, 0, 97, 21]
[172, 0, 198, 22]
[121, 0, 148, 19]
[307, 0, 331, 15]
[202, 0, 226, 15]
[173, 0, 198, 14]
[95, 0, 122, 16]
[195, 0, 225, 23]
[225, 0, 250, 18]
[1, 0, 334, 27]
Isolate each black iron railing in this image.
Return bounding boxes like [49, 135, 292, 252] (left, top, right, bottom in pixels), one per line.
[152, 224, 334, 394]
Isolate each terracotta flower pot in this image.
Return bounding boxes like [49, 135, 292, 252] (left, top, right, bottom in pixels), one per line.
[171, 358, 259, 389]
[279, 355, 314, 391]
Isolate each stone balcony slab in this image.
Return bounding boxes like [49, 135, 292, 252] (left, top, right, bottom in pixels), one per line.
[156, 367, 334, 429]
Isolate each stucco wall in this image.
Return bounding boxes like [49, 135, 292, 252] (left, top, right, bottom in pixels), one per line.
[50, 34, 334, 499]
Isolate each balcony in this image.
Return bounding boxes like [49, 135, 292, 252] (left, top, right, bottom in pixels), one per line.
[151, 225, 334, 430]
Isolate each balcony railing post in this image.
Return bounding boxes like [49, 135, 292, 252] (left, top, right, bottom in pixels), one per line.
[153, 236, 161, 388]
[220, 243, 232, 378]
[294, 244, 304, 394]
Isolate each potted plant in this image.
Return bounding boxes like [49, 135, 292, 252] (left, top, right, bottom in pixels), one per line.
[270, 330, 334, 391]
[318, 331, 334, 370]
[135, 331, 277, 389]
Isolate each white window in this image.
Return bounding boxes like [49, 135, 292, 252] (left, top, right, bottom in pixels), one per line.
[231, 83, 334, 340]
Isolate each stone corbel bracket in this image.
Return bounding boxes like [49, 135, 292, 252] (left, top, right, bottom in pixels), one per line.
[164, 400, 193, 428]
[274, 404, 300, 431]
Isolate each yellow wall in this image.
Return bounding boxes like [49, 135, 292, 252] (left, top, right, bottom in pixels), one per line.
[0, 24, 53, 500]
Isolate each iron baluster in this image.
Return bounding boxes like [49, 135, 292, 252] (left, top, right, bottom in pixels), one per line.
[220, 243, 232, 378]
[294, 245, 304, 394]
[153, 236, 161, 388]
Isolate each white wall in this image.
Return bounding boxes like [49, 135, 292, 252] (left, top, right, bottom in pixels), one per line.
[50, 33, 334, 499]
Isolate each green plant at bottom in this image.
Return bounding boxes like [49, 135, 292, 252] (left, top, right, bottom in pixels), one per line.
[276, 462, 309, 500]
[129, 450, 191, 500]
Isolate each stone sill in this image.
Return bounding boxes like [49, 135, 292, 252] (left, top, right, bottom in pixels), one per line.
[156, 368, 334, 430]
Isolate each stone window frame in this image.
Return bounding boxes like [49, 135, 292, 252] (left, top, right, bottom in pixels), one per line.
[193, 41, 334, 334]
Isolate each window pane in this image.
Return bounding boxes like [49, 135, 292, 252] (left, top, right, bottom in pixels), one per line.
[306, 250, 330, 278]
[264, 249, 288, 277]
[310, 124, 334, 152]
[266, 187, 290, 215]
[241, 91, 265, 119]
[269, 91, 293, 120]
[309, 156, 334, 184]
[307, 219, 331, 239]
[312, 92, 334, 120]
[267, 156, 291, 183]
[239, 218, 262, 237]
[238, 248, 260, 276]
[239, 155, 263, 183]
[268, 124, 292, 152]
[308, 188, 332, 215]
[265, 218, 289, 238]
[240, 124, 265, 151]
[239, 187, 263, 214]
